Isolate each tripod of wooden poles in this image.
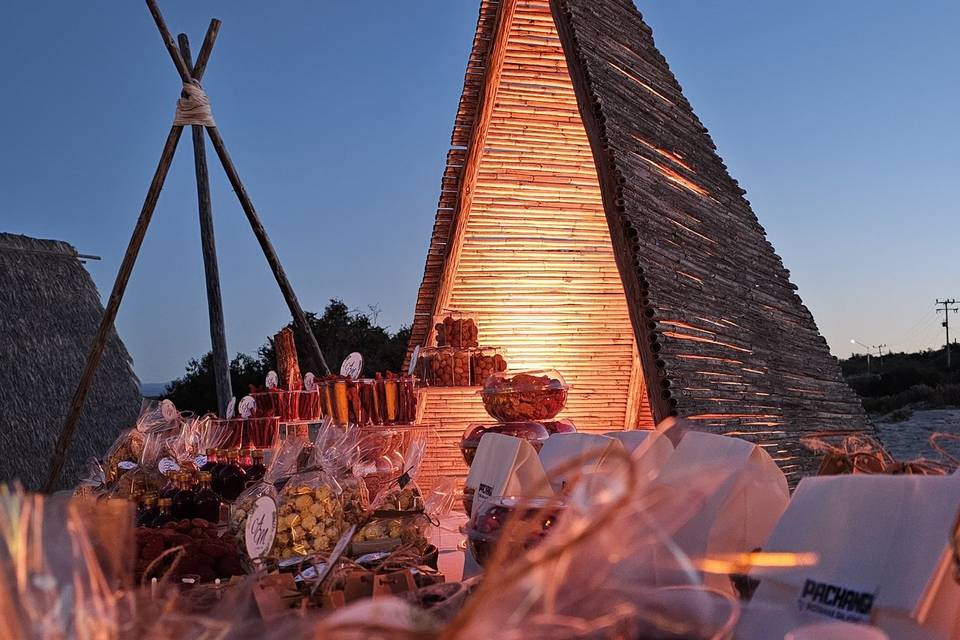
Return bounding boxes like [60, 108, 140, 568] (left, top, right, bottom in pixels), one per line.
[45, 0, 330, 491]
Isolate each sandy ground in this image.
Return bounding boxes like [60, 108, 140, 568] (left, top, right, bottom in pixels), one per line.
[874, 408, 960, 461]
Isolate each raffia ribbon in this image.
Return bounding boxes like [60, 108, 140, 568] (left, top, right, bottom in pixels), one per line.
[174, 82, 215, 127]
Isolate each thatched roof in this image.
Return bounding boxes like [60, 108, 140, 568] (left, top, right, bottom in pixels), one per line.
[408, 0, 869, 484]
[0, 233, 141, 490]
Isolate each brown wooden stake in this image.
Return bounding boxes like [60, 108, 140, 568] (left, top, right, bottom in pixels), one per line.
[47, 2, 332, 490]
[45, 124, 185, 492]
[191, 18, 220, 80]
[146, 0, 193, 84]
[179, 31, 232, 417]
[205, 125, 331, 377]
[274, 327, 302, 391]
[147, 0, 331, 377]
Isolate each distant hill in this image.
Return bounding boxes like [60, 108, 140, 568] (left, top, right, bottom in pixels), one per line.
[841, 345, 960, 415]
[139, 382, 169, 398]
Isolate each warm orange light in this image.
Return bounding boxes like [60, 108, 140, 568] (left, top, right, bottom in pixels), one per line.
[694, 552, 819, 575]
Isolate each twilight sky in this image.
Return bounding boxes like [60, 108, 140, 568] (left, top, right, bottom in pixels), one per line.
[0, 1, 957, 383]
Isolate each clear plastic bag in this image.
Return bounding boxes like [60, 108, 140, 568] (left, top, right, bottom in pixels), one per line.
[353, 424, 430, 506]
[269, 423, 369, 559]
[139, 399, 184, 472]
[445, 443, 745, 640]
[274, 467, 351, 559]
[230, 481, 280, 563]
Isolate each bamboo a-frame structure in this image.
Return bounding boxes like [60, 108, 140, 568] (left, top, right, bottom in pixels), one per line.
[408, 0, 871, 486]
[45, 1, 329, 491]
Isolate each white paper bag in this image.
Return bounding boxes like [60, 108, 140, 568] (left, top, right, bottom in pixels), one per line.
[538, 433, 626, 493]
[465, 432, 552, 516]
[605, 429, 674, 482]
[744, 474, 960, 640]
[650, 431, 790, 594]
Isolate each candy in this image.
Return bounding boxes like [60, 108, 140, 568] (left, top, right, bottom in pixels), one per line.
[480, 370, 569, 422]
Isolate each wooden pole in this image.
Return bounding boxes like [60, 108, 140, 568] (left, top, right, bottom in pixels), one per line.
[205, 125, 331, 376]
[146, 0, 193, 84]
[191, 19, 220, 80]
[47, 1, 332, 489]
[179, 32, 232, 417]
[147, 0, 331, 377]
[45, 125, 184, 492]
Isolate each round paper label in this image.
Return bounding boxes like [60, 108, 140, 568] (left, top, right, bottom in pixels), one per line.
[238, 395, 256, 419]
[408, 345, 421, 375]
[194, 455, 207, 468]
[158, 457, 180, 475]
[340, 352, 363, 379]
[160, 399, 178, 422]
[303, 372, 317, 391]
[265, 371, 279, 390]
[244, 495, 278, 559]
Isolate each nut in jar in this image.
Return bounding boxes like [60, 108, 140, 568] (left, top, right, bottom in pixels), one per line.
[434, 311, 479, 348]
[428, 347, 471, 387]
[471, 349, 507, 386]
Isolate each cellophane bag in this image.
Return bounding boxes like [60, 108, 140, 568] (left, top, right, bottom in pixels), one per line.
[139, 399, 184, 473]
[353, 423, 430, 506]
[80, 400, 184, 499]
[166, 412, 231, 471]
[230, 481, 281, 563]
[446, 443, 743, 640]
[264, 432, 310, 485]
[270, 423, 368, 559]
[89, 398, 173, 492]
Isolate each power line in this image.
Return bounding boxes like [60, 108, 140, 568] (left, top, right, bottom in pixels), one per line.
[885, 308, 937, 350]
[899, 320, 943, 353]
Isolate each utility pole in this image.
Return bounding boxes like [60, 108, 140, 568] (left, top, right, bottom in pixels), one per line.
[936, 299, 958, 369]
[851, 339, 884, 375]
[874, 344, 887, 372]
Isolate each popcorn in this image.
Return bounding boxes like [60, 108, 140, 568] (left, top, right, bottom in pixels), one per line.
[270, 480, 365, 558]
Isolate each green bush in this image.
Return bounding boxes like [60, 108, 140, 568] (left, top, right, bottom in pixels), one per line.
[860, 385, 935, 415]
[886, 407, 913, 423]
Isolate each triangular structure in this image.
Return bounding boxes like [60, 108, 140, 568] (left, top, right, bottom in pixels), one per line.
[409, 0, 868, 485]
[0, 234, 141, 490]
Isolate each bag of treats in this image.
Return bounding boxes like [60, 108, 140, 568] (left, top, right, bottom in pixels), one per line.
[271, 424, 369, 559]
[354, 424, 430, 505]
[352, 485, 431, 556]
[273, 467, 351, 559]
[97, 398, 175, 486]
[164, 412, 228, 472]
[450, 444, 744, 640]
[230, 481, 281, 563]
[88, 401, 181, 497]
[139, 399, 184, 472]
[264, 434, 310, 485]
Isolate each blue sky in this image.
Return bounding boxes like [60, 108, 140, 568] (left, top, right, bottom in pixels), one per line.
[1, 1, 957, 382]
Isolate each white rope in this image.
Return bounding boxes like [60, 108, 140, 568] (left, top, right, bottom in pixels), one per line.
[173, 82, 215, 127]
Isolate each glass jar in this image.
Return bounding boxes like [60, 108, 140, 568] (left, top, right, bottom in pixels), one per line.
[426, 347, 471, 387]
[434, 311, 479, 348]
[480, 369, 569, 422]
[463, 496, 564, 567]
[250, 390, 282, 419]
[460, 422, 551, 466]
[541, 419, 577, 435]
[471, 347, 507, 387]
[321, 377, 361, 426]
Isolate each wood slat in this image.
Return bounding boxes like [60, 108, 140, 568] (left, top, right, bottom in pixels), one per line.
[409, 0, 871, 489]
